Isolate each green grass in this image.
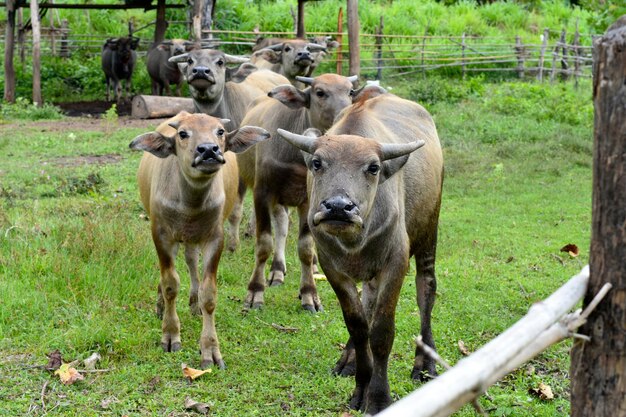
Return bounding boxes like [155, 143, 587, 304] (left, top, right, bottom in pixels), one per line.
[0, 78, 592, 416]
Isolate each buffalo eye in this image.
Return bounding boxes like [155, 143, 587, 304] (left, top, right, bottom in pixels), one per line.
[284, 46, 292, 52]
[216, 59, 224, 67]
[179, 130, 189, 139]
[216, 128, 225, 136]
[315, 90, 325, 98]
[311, 158, 322, 171]
[187, 57, 193, 65]
[367, 163, 380, 175]
[349, 89, 355, 97]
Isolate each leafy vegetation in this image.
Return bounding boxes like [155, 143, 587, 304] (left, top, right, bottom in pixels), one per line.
[0, 76, 593, 416]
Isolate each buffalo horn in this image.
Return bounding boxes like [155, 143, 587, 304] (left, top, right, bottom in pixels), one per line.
[224, 54, 250, 64]
[267, 43, 284, 51]
[168, 53, 189, 63]
[295, 76, 314, 85]
[276, 129, 317, 154]
[306, 43, 327, 52]
[347, 75, 359, 83]
[380, 140, 426, 160]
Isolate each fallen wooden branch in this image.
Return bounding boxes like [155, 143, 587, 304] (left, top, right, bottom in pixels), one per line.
[378, 265, 605, 417]
[131, 95, 195, 119]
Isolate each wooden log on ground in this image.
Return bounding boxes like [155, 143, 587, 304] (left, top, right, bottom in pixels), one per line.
[131, 95, 195, 119]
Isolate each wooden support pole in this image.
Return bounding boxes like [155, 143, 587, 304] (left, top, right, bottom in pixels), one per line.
[537, 28, 549, 82]
[375, 15, 384, 80]
[4, 0, 17, 102]
[336, 7, 343, 75]
[550, 33, 559, 83]
[461, 32, 466, 79]
[347, 0, 360, 78]
[421, 24, 428, 78]
[515, 35, 525, 79]
[59, 19, 69, 58]
[192, 0, 203, 42]
[296, 0, 305, 39]
[570, 15, 626, 416]
[559, 29, 568, 81]
[573, 22, 581, 89]
[31, 0, 43, 106]
[17, 7, 25, 63]
[154, 0, 167, 44]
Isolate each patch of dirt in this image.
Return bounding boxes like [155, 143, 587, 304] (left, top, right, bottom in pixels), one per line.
[56, 100, 132, 117]
[51, 153, 124, 167]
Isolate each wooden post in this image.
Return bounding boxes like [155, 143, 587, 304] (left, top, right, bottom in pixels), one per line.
[559, 29, 568, 81]
[537, 28, 549, 82]
[461, 32, 466, 79]
[4, 0, 17, 102]
[154, 0, 167, 44]
[421, 24, 428, 78]
[336, 7, 343, 75]
[59, 19, 69, 58]
[515, 35, 525, 79]
[49, 0, 56, 56]
[573, 24, 581, 89]
[17, 7, 25, 63]
[192, 0, 203, 42]
[347, 0, 360, 78]
[296, 0, 305, 38]
[570, 15, 626, 417]
[550, 32, 559, 83]
[375, 15, 384, 80]
[31, 0, 42, 106]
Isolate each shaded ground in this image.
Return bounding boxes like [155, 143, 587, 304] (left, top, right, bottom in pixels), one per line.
[56, 100, 132, 117]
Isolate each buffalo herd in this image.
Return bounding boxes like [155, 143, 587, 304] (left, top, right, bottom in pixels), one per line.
[123, 34, 443, 416]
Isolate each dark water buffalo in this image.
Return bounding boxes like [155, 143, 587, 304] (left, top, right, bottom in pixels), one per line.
[146, 39, 199, 96]
[101, 36, 139, 101]
[276, 92, 443, 415]
[238, 73, 360, 312]
[129, 112, 269, 368]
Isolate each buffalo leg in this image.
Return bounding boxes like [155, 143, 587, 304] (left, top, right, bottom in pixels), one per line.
[185, 245, 201, 316]
[296, 204, 322, 312]
[244, 187, 272, 309]
[199, 231, 226, 369]
[152, 226, 181, 352]
[267, 204, 288, 286]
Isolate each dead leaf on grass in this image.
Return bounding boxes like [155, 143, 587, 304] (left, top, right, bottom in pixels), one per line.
[46, 349, 63, 371]
[529, 382, 554, 401]
[457, 340, 470, 356]
[54, 363, 84, 385]
[560, 243, 579, 257]
[181, 363, 212, 381]
[185, 397, 211, 414]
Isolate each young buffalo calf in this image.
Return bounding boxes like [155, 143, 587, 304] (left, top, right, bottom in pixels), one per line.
[130, 111, 269, 368]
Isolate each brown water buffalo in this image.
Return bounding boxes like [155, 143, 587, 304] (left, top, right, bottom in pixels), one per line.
[239, 73, 359, 312]
[169, 48, 289, 251]
[130, 111, 269, 368]
[276, 92, 443, 415]
[101, 36, 139, 102]
[146, 39, 199, 96]
[250, 39, 327, 86]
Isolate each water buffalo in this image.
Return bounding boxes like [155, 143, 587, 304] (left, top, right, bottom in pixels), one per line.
[130, 111, 269, 368]
[239, 73, 360, 312]
[250, 39, 327, 86]
[146, 39, 199, 96]
[169, 48, 290, 251]
[101, 36, 139, 101]
[276, 92, 443, 415]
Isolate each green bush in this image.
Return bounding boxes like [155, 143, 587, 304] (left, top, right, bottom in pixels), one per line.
[1, 97, 64, 121]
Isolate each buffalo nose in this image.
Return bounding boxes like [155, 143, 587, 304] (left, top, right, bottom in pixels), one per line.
[191, 66, 211, 76]
[196, 143, 223, 162]
[297, 51, 311, 59]
[321, 196, 358, 214]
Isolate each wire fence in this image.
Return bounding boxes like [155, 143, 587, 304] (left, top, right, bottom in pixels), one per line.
[2, 24, 596, 82]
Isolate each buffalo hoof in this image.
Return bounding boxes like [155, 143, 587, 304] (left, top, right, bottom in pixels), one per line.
[348, 386, 365, 411]
[200, 358, 226, 370]
[267, 270, 285, 287]
[333, 339, 356, 376]
[162, 341, 181, 353]
[410, 366, 437, 382]
[226, 236, 239, 253]
[299, 292, 323, 313]
[243, 290, 265, 311]
[411, 354, 437, 381]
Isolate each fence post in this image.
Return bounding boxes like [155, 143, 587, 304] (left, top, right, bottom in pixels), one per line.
[461, 32, 466, 79]
[31, 0, 42, 106]
[515, 35, 525, 78]
[421, 24, 429, 78]
[573, 24, 581, 89]
[59, 19, 69, 58]
[375, 15, 384, 80]
[559, 29, 568, 81]
[550, 32, 559, 83]
[570, 16, 626, 416]
[336, 7, 343, 76]
[347, 0, 360, 78]
[537, 28, 549, 82]
[17, 7, 25, 63]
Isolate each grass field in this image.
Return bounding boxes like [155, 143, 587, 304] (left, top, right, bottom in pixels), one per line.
[0, 77, 593, 416]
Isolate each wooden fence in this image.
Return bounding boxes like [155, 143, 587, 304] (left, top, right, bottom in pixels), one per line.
[1, 25, 594, 82]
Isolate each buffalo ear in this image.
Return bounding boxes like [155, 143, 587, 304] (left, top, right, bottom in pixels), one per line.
[129, 132, 176, 158]
[379, 154, 410, 184]
[255, 49, 281, 64]
[225, 126, 270, 154]
[268, 85, 309, 109]
[226, 63, 258, 83]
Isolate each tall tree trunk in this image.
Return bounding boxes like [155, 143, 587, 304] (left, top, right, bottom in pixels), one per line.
[570, 15, 626, 416]
[347, 0, 360, 78]
[31, 0, 42, 106]
[154, 0, 167, 44]
[296, 0, 305, 38]
[4, 0, 17, 103]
